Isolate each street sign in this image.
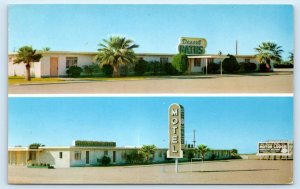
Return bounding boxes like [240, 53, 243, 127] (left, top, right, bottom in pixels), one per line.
[167, 103, 184, 159]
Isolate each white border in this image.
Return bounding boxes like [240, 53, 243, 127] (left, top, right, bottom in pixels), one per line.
[7, 93, 295, 97]
[1, 0, 299, 189]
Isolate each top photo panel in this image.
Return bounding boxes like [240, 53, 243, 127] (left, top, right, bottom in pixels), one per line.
[8, 4, 294, 94]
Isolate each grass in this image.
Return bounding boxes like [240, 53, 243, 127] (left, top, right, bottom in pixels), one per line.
[8, 75, 153, 85]
[8, 76, 65, 85]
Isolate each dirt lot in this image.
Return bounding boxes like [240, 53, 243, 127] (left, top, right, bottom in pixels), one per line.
[8, 159, 293, 184]
[8, 72, 293, 94]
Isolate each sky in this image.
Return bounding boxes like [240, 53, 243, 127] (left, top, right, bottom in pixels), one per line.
[8, 97, 293, 154]
[8, 4, 294, 60]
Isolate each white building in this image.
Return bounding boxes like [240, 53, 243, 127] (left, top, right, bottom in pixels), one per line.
[8, 145, 168, 168]
[8, 51, 259, 78]
[8, 144, 232, 168]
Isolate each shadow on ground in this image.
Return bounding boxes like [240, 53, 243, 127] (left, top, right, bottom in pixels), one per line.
[183, 168, 279, 173]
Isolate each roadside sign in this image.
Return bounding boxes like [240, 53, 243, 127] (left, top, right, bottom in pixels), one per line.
[167, 103, 184, 159]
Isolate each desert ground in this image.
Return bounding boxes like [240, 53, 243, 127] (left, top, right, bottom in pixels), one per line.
[8, 159, 293, 184]
[8, 71, 293, 94]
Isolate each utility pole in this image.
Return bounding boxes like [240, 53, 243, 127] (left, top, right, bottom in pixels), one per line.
[236, 40, 238, 56]
[192, 130, 196, 148]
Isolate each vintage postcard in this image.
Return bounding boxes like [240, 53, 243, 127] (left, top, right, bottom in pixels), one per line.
[7, 3, 294, 185]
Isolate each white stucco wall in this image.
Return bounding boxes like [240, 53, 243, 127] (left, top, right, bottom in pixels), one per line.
[39, 150, 70, 168]
[40, 54, 95, 77]
[8, 61, 41, 78]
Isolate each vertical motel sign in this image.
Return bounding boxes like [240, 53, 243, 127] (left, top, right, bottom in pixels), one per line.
[167, 103, 184, 159]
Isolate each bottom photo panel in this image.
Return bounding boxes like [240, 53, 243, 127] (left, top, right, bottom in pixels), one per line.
[8, 96, 293, 184]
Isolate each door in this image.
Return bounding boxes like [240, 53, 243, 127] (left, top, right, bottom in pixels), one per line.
[50, 57, 58, 77]
[86, 151, 89, 164]
[113, 151, 116, 163]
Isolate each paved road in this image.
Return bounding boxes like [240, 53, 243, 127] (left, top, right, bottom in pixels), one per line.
[9, 72, 293, 94]
[8, 159, 293, 184]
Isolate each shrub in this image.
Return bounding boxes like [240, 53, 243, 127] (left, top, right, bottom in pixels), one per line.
[134, 59, 148, 76]
[273, 63, 294, 68]
[202, 62, 220, 74]
[259, 63, 268, 72]
[101, 156, 111, 166]
[222, 55, 240, 73]
[148, 61, 164, 75]
[101, 64, 114, 77]
[172, 53, 188, 73]
[83, 64, 100, 76]
[66, 66, 83, 77]
[124, 150, 144, 164]
[164, 63, 178, 75]
[240, 62, 257, 72]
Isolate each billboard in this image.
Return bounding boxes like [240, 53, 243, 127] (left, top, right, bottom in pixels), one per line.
[167, 103, 184, 158]
[178, 37, 207, 55]
[257, 142, 290, 155]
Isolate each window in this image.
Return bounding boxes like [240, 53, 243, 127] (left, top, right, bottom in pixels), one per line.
[194, 59, 201, 67]
[74, 151, 81, 160]
[207, 58, 214, 64]
[160, 57, 168, 64]
[245, 58, 250, 63]
[59, 152, 63, 159]
[66, 57, 78, 68]
[104, 150, 108, 156]
[29, 151, 36, 160]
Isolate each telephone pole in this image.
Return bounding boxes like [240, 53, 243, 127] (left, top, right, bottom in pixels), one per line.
[192, 130, 196, 148]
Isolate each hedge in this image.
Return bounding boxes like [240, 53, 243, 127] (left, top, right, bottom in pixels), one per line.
[75, 140, 116, 147]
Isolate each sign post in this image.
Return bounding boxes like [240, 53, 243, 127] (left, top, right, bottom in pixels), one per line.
[167, 103, 184, 173]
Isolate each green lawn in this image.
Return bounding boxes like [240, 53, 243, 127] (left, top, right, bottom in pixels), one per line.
[8, 76, 149, 85]
[8, 76, 65, 85]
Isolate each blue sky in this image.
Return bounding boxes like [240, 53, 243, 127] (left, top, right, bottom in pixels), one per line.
[8, 97, 293, 154]
[8, 4, 293, 60]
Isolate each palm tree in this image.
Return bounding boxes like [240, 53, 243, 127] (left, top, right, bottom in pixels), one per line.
[96, 36, 139, 77]
[288, 52, 294, 64]
[197, 144, 210, 161]
[197, 144, 210, 172]
[139, 144, 156, 163]
[255, 42, 283, 71]
[13, 46, 42, 81]
[42, 47, 51, 51]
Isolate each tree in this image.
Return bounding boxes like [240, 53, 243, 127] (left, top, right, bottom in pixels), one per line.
[197, 144, 210, 161]
[288, 52, 294, 64]
[42, 47, 51, 51]
[255, 42, 283, 71]
[222, 54, 240, 73]
[197, 144, 210, 171]
[139, 144, 156, 163]
[96, 36, 139, 77]
[171, 53, 188, 73]
[13, 46, 42, 81]
[29, 143, 45, 149]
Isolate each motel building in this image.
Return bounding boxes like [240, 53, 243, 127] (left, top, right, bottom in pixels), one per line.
[8, 141, 232, 168]
[8, 37, 260, 78]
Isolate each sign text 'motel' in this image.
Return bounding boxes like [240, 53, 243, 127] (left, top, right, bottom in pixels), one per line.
[178, 37, 207, 55]
[167, 103, 184, 158]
